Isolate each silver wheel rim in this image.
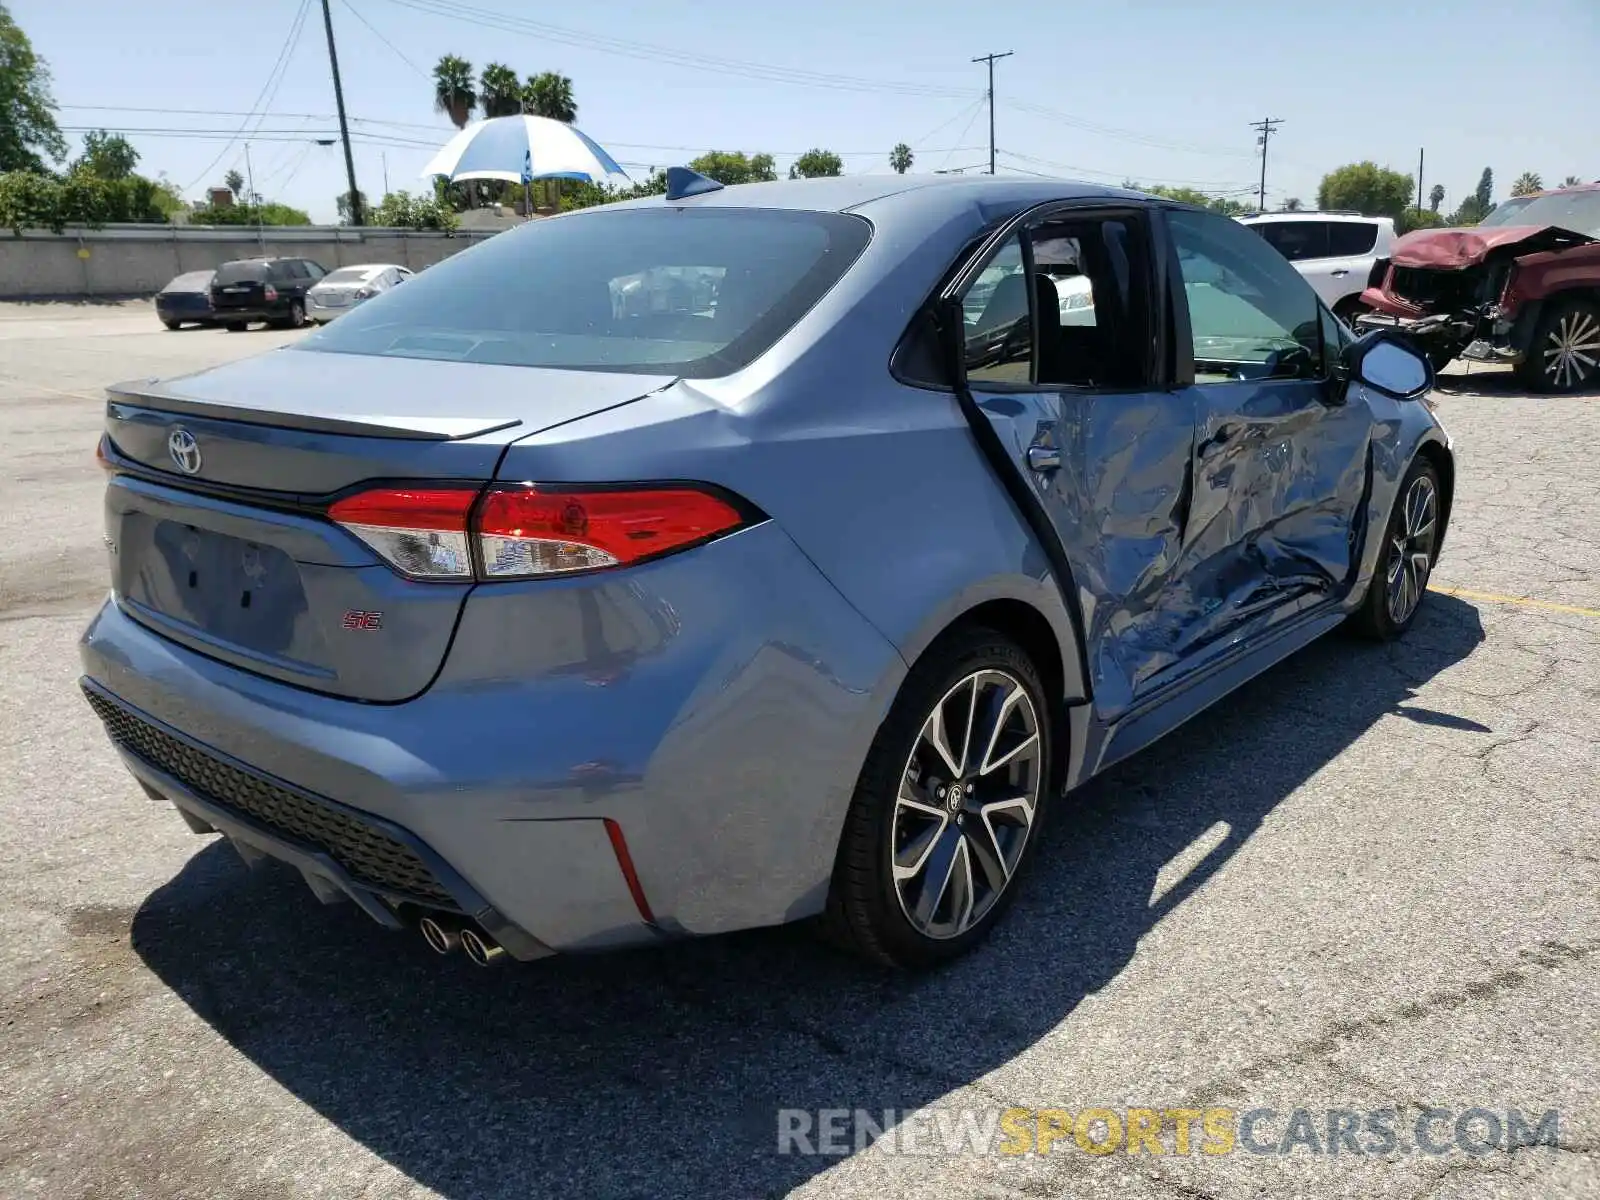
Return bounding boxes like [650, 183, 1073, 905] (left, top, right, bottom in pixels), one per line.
[1542, 309, 1599, 390]
[1385, 475, 1438, 625]
[892, 669, 1042, 940]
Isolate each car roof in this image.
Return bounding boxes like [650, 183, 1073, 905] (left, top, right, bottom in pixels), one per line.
[601, 173, 1146, 217]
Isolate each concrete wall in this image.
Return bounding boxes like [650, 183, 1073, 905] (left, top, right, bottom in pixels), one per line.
[0, 225, 510, 300]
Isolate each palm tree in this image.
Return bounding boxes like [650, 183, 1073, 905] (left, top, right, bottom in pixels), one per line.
[889, 143, 913, 174]
[1428, 183, 1445, 212]
[479, 63, 522, 118]
[433, 55, 477, 129]
[523, 72, 577, 123]
[1561, 175, 1583, 188]
[1510, 171, 1544, 198]
[224, 169, 244, 200]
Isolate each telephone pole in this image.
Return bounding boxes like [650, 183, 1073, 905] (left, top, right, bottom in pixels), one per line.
[1249, 116, 1283, 211]
[320, 0, 363, 225]
[1416, 147, 1424, 212]
[971, 51, 1014, 175]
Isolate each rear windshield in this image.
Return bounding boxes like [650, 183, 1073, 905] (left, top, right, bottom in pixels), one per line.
[295, 207, 872, 376]
[213, 261, 268, 285]
[162, 270, 214, 293]
[321, 267, 374, 284]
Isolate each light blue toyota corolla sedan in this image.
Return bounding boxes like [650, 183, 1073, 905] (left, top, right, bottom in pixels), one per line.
[81, 172, 1453, 969]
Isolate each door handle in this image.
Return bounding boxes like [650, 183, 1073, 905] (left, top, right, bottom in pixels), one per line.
[1027, 445, 1062, 472]
[1330, 268, 1350, 277]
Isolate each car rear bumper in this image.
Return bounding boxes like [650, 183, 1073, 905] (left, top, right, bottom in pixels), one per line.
[78, 521, 905, 956]
[211, 307, 279, 323]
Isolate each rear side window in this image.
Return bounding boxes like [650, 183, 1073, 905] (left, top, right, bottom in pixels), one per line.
[321, 267, 371, 285]
[213, 261, 267, 285]
[297, 207, 872, 377]
[1326, 222, 1379, 256]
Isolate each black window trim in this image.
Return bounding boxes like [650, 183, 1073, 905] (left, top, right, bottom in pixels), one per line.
[893, 197, 1172, 396]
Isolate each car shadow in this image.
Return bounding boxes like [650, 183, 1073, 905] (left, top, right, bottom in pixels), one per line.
[1433, 366, 1535, 397]
[131, 595, 1485, 1199]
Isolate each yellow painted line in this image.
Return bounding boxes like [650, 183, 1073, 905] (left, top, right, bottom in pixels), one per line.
[1429, 585, 1600, 619]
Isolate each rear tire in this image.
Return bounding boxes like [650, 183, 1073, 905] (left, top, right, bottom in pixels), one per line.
[1351, 457, 1442, 640]
[283, 299, 306, 330]
[161, 319, 181, 331]
[1518, 296, 1600, 393]
[822, 628, 1053, 969]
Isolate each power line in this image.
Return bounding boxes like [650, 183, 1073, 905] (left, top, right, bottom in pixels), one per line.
[1005, 98, 1260, 160]
[970, 51, 1013, 175]
[939, 103, 988, 174]
[180, 0, 312, 191]
[1248, 117, 1284, 212]
[339, 0, 431, 78]
[998, 149, 1255, 188]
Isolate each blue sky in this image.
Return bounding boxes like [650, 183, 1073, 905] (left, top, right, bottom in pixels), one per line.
[15, 0, 1598, 222]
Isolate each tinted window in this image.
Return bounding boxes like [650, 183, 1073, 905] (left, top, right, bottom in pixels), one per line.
[1171, 209, 1322, 383]
[282, 260, 310, 280]
[1480, 189, 1600, 235]
[212, 261, 268, 285]
[162, 270, 214, 294]
[1326, 221, 1379, 256]
[303, 260, 327, 279]
[1254, 221, 1329, 262]
[960, 235, 1032, 384]
[298, 208, 871, 376]
[321, 267, 372, 285]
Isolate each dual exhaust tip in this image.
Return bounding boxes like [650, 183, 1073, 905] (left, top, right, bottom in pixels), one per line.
[418, 914, 506, 967]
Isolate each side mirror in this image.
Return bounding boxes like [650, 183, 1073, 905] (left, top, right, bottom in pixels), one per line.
[1343, 330, 1434, 401]
[931, 296, 969, 390]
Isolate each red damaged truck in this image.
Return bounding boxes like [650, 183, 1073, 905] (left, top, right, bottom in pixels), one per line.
[1356, 183, 1600, 393]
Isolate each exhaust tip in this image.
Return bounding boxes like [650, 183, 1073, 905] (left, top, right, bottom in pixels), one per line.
[460, 927, 507, 967]
[418, 915, 461, 955]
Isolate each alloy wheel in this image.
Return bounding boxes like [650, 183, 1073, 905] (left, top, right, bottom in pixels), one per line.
[1385, 474, 1438, 625]
[891, 669, 1042, 940]
[1542, 308, 1599, 390]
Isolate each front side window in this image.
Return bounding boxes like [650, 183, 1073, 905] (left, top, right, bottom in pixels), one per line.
[1254, 220, 1330, 262]
[1170, 208, 1322, 384]
[298, 207, 871, 377]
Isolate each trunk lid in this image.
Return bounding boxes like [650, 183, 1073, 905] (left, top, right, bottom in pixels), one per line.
[102, 349, 673, 701]
[1390, 224, 1595, 268]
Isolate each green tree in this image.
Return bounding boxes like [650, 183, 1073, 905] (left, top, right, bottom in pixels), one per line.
[190, 199, 311, 226]
[1283, 197, 1302, 211]
[1473, 167, 1493, 212]
[1428, 183, 1445, 212]
[479, 63, 521, 118]
[433, 55, 477, 128]
[0, 3, 67, 172]
[1208, 197, 1246, 217]
[372, 189, 459, 231]
[335, 188, 368, 223]
[1510, 171, 1543, 198]
[224, 168, 244, 199]
[1316, 161, 1414, 219]
[789, 148, 842, 179]
[889, 143, 913, 174]
[523, 72, 576, 122]
[1397, 208, 1447, 234]
[74, 129, 139, 180]
[686, 150, 777, 186]
[1561, 175, 1583, 188]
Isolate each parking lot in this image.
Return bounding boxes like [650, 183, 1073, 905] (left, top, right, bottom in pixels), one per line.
[1, 303, 1596, 1200]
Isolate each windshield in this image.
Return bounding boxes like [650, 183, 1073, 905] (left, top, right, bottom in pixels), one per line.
[1480, 189, 1600, 236]
[213, 261, 268, 285]
[296, 207, 871, 376]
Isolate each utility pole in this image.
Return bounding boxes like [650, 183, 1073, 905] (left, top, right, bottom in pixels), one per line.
[244, 142, 263, 253]
[1249, 116, 1283, 211]
[320, 0, 362, 225]
[382, 151, 390, 197]
[971, 51, 1013, 175]
[1416, 147, 1424, 212]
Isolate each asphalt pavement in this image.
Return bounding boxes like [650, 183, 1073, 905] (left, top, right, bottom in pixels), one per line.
[1, 303, 1596, 1200]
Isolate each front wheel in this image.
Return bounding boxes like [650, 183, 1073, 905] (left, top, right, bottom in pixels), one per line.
[1351, 458, 1442, 639]
[1518, 297, 1600, 393]
[279, 300, 307, 330]
[823, 628, 1053, 969]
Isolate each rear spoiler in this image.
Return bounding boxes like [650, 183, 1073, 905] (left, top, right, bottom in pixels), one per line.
[105, 379, 520, 442]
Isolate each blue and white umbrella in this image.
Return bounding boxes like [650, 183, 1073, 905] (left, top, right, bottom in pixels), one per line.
[419, 114, 627, 185]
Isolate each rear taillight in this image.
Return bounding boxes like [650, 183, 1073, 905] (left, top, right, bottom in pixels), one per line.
[328, 483, 749, 582]
[327, 487, 478, 579]
[264, 285, 279, 301]
[95, 434, 113, 471]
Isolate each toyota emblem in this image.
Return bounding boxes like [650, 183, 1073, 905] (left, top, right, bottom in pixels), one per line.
[167, 428, 202, 475]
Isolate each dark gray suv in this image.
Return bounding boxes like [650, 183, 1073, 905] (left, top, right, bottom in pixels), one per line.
[209, 257, 328, 331]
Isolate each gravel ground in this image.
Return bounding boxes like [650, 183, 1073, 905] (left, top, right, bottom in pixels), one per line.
[2, 304, 1596, 1200]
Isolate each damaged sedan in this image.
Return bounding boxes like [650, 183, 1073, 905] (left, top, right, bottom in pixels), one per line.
[81, 175, 1454, 970]
[1358, 183, 1600, 392]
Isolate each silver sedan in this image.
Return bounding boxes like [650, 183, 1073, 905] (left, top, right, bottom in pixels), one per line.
[305, 263, 413, 323]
